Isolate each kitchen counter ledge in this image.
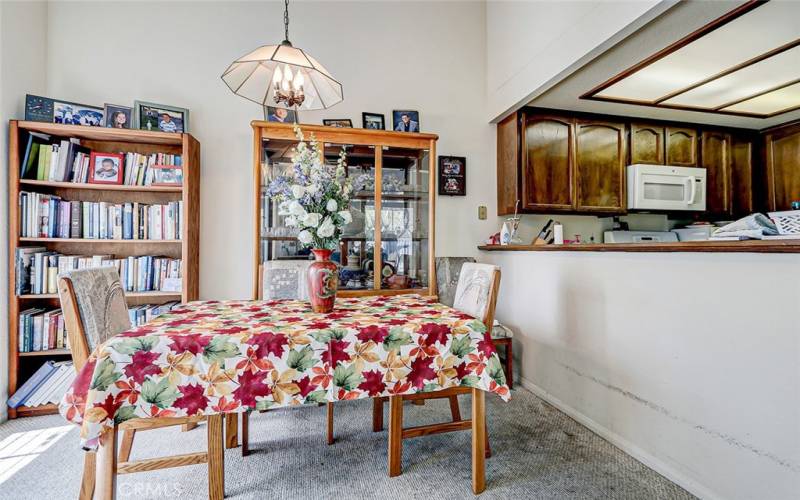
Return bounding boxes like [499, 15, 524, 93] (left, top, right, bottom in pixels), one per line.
[478, 239, 800, 254]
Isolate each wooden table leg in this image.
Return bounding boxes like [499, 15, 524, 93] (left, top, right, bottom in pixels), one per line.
[207, 414, 224, 500]
[448, 394, 462, 422]
[79, 451, 96, 500]
[506, 341, 514, 389]
[118, 429, 135, 463]
[225, 413, 238, 449]
[388, 395, 403, 477]
[326, 402, 334, 445]
[372, 397, 384, 432]
[472, 389, 486, 494]
[241, 411, 250, 457]
[95, 426, 118, 500]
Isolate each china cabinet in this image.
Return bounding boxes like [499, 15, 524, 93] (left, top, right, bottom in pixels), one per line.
[252, 121, 437, 298]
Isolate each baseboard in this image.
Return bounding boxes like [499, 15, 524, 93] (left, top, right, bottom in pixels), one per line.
[519, 376, 719, 500]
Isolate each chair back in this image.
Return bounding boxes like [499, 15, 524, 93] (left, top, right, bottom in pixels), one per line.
[452, 262, 501, 328]
[57, 267, 131, 371]
[261, 260, 312, 300]
[435, 257, 476, 307]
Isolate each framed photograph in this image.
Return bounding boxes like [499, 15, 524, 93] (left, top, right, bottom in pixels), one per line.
[392, 110, 419, 132]
[362, 112, 385, 130]
[151, 165, 184, 186]
[264, 106, 297, 123]
[134, 101, 188, 133]
[53, 100, 104, 126]
[25, 94, 55, 122]
[438, 156, 466, 196]
[323, 119, 353, 128]
[103, 104, 132, 129]
[88, 152, 124, 185]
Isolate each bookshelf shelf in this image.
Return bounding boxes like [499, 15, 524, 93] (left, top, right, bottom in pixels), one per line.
[20, 179, 183, 192]
[8, 120, 201, 419]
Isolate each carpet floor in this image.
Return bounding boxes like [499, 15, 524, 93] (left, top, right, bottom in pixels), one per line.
[0, 387, 694, 499]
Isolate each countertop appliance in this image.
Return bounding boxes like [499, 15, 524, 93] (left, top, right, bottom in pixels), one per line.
[671, 225, 714, 241]
[627, 164, 706, 211]
[604, 230, 679, 243]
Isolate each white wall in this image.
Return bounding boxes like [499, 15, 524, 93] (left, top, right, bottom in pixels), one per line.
[0, 0, 48, 422]
[482, 250, 800, 500]
[486, 0, 668, 121]
[45, 0, 494, 299]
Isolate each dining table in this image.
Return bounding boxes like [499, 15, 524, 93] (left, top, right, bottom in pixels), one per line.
[60, 294, 511, 496]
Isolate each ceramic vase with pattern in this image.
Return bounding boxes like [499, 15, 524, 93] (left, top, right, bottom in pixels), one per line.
[307, 249, 338, 313]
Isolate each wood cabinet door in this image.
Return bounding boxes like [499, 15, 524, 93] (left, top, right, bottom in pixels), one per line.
[730, 134, 754, 216]
[666, 127, 698, 166]
[496, 113, 520, 215]
[521, 115, 574, 211]
[575, 120, 626, 213]
[765, 125, 800, 211]
[630, 123, 664, 165]
[700, 130, 732, 215]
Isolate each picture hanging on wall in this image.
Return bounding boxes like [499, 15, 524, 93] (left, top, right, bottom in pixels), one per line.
[134, 100, 189, 133]
[438, 155, 466, 196]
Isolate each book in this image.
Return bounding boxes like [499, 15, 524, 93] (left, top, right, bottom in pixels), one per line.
[7, 360, 57, 408]
[27, 361, 73, 407]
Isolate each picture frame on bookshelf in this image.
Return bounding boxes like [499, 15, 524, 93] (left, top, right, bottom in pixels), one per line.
[362, 112, 385, 130]
[323, 119, 353, 128]
[392, 110, 419, 132]
[151, 164, 184, 186]
[88, 152, 124, 185]
[264, 106, 297, 123]
[25, 94, 104, 127]
[134, 100, 188, 133]
[103, 103, 133, 129]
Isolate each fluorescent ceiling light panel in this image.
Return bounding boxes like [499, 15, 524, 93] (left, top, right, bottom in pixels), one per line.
[722, 81, 800, 114]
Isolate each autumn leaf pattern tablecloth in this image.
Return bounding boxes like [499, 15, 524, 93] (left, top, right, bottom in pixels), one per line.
[60, 294, 511, 450]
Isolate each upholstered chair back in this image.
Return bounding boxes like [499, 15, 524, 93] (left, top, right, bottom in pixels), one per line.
[435, 257, 476, 307]
[452, 262, 501, 328]
[57, 267, 131, 370]
[262, 260, 312, 300]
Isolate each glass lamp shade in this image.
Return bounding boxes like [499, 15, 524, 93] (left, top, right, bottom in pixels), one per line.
[221, 43, 343, 111]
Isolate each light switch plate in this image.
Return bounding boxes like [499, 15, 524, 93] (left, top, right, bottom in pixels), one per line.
[478, 206, 487, 220]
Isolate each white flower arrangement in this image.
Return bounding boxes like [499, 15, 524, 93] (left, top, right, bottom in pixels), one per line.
[267, 125, 355, 250]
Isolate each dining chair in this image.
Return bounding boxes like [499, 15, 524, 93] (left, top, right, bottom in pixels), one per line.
[58, 267, 224, 500]
[382, 262, 502, 476]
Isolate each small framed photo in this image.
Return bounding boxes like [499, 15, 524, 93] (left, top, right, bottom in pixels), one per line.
[103, 104, 132, 129]
[134, 101, 188, 133]
[438, 156, 466, 196]
[54, 100, 104, 127]
[89, 152, 124, 185]
[151, 165, 183, 186]
[362, 112, 385, 130]
[323, 119, 353, 128]
[265, 106, 297, 123]
[392, 110, 419, 132]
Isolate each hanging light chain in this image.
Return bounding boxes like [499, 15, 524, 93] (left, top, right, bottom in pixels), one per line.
[283, 0, 290, 43]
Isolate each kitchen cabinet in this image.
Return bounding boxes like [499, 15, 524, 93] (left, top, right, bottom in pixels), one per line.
[521, 114, 574, 211]
[700, 130, 732, 215]
[666, 127, 698, 166]
[496, 113, 520, 215]
[575, 120, 626, 213]
[765, 123, 800, 211]
[630, 123, 665, 165]
[730, 134, 755, 216]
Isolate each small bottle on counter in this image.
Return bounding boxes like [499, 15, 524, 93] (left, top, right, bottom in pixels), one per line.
[553, 222, 564, 245]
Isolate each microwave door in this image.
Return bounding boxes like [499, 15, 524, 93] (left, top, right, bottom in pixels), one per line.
[640, 174, 690, 209]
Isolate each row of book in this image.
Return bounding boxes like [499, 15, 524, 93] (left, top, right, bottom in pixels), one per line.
[15, 247, 182, 295]
[19, 131, 182, 186]
[129, 301, 180, 327]
[20, 191, 183, 240]
[8, 361, 76, 409]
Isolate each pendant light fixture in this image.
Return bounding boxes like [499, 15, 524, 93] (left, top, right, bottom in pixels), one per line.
[221, 0, 343, 113]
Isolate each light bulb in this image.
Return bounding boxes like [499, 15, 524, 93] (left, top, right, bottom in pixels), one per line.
[293, 70, 304, 89]
[284, 65, 293, 84]
[272, 66, 283, 85]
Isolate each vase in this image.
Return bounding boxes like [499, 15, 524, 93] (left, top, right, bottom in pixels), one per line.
[307, 249, 338, 313]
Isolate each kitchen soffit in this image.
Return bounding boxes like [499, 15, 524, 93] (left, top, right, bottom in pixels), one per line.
[581, 1, 800, 119]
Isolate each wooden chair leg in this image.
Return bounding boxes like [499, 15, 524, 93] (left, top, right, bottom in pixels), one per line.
[225, 413, 238, 449]
[372, 397, 385, 432]
[182, 421, 199, 432]
[448, 395, 462, 422]
[79, 451, 96, 500]
[471, 389, 486, 494]
[207, 414, 224, 500]
[326, 402, 334, 445]
[388, 395, 403, 477]
[96, 425, 118, 500]
[485, 420, 491, 459]
[505, 340, 514, 389]
[241, 411, 250, 457]
[117, 429, 135, 463]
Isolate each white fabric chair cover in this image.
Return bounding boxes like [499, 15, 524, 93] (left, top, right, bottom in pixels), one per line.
[262, 260, 312, 300]
[452, 262, 498, 322]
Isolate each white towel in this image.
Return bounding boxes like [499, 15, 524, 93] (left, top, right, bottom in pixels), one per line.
[711, 214, 779, 240]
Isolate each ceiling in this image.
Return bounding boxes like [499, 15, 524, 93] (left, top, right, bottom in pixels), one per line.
[530, 0, 800, 129]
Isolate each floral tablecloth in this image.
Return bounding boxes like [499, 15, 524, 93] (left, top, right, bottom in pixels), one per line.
[60, 294, 510, 450]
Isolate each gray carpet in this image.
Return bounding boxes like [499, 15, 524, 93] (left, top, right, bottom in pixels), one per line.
[0, 387, 694, 499]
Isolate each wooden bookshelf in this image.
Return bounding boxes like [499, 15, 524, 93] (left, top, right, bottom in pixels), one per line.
[7, 120, 201, 418]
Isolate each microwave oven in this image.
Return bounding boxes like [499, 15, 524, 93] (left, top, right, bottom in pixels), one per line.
[627, 164, 706, 211]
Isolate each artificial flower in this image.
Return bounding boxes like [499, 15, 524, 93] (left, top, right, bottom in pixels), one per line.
[288, 200, 306, 217]
[302, 212, 322, 228]
[326, 199, 338, 212]
[317, 217, 335, 238]
[291, 185, 305, 198]
[338, 210, 352, 224]
[298, 230, 313, 244]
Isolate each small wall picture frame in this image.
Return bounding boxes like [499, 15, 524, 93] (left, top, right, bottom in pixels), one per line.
[103, 104, 133, 129]
[323, 119, 353, 128]
[362, 112, 385, 130]
[151, 164, 184, 186]
[134, 100, 188, 133]
[438, 156, 466, 196]
[88, 152, 124, 185]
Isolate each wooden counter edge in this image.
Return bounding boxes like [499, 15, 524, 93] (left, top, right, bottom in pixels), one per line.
[478, 240, 800, 254]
